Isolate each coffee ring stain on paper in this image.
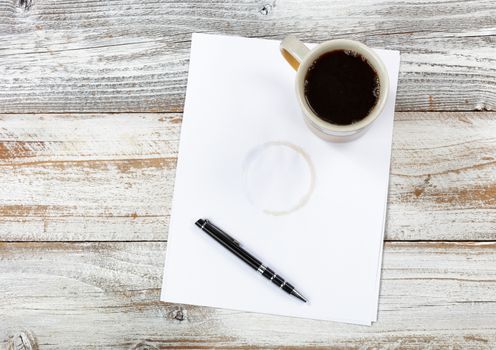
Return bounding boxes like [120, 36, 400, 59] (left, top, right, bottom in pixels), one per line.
[242, 141, 315, 216]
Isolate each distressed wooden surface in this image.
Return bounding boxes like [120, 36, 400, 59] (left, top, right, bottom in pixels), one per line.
[0, 112, 495, 241]
[0, 0, 495, 113]
[1, 242, 495, 349]
[1, 0, 495, 348]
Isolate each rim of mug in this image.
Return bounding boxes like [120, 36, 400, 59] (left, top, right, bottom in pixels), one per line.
[295, 39, 389, 133]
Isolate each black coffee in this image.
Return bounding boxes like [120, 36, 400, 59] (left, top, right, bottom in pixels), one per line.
[304, 50, 380, 125]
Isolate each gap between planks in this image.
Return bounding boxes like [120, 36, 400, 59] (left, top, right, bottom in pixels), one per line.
[0, 112, 494, 241]
[0, 110, 491, 114]
[0, 240, 494, 243]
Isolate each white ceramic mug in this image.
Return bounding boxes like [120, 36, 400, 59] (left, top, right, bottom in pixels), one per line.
[280, 36, 389, 142]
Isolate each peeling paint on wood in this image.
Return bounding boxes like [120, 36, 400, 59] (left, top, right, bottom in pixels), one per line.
[0, 242, 494, 349]
[1, 0, 495, 347]
[0, 112, 494, 241]
[0, 0, 494, 112]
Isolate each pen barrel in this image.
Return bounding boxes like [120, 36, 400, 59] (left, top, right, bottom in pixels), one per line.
[216, 235, 262, 270]
[260, 266, 295, 294]
[199, 220, 262, 270]
[196, 219, 302, 299]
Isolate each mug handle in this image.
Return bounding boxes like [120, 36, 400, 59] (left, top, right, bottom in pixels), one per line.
[280, 35, 310, 71]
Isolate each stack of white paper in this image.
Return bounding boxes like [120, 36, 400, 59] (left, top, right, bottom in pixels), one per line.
[161, 33, 400, 325]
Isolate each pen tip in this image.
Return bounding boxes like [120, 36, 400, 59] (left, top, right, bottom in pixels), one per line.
[291, 289, 308, 303]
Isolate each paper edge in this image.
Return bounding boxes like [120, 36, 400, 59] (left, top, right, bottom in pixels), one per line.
[160, 32, 198, 302]
[162, 296, 372, 326]
[369, 50, 401, 323]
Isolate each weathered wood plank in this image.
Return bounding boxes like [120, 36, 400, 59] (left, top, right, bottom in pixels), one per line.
[0, 0, 494, 113]
[0, 241, 495, 349]
[0, 112, 494, 241]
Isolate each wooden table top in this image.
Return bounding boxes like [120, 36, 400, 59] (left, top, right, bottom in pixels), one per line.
[0, 0, 495, 349]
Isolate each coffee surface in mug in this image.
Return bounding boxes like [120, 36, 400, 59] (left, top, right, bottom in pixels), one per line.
[304, 50, 380, 125]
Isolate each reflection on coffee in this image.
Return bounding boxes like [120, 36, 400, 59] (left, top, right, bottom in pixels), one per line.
[304, 50, 380, 125]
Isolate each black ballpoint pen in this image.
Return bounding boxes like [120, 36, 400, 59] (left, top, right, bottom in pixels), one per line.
[195, 218, 308, 303]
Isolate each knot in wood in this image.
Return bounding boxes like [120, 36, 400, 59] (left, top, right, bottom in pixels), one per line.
[132, 342, 158, 350]
[169, 307, 186, 321]
[17, 0, 33, 10]
[7, 331, 38, 350]
[259, 4, 273, 16]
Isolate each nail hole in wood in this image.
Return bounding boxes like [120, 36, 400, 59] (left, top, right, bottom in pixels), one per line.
[17, 0, 33, 10]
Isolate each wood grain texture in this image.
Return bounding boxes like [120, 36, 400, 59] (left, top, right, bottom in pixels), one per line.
[0, 0, 494, 113]
[1, 0, 495, 347]
[1, 112, 494, 241]
[0, 241, 495, 349]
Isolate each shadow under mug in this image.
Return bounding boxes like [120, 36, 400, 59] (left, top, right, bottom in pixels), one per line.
[280, 35, 389, 142]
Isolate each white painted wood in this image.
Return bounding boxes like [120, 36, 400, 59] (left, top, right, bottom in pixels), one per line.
[0, 242, 495, 349]
[0, 112, 494, 241]
[0, 0, 494, 112]
[1, 1, 494, 347]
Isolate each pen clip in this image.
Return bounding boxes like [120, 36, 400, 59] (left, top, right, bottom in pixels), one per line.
[206, 220, 240, 246]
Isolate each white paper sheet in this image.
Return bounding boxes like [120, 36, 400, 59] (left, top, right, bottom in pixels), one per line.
[161, 33, 400, 325]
